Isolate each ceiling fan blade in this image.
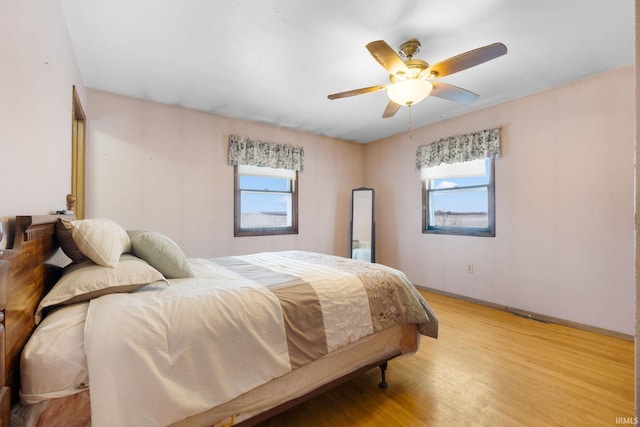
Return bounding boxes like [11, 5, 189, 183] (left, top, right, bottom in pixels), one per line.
[430, 82, 479, 103]
[366, 40, 409, 75]
[327, 84, 386, 100]
[429, 42, 507, 78]
[382, 100, 401, 118]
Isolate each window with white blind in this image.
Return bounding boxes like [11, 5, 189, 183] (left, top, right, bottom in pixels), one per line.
[234, 165, 298, 237]
[422, 158, 495, 237]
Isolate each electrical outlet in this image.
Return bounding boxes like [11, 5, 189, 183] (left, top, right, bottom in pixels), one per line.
[467, 264, 474, 273]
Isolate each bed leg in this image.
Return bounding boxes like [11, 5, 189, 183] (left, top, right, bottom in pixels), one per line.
[378, 361, 388, 388]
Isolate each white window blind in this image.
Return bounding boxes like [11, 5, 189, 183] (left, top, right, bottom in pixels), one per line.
[420, 158, 486, 181]
[238, 164, 296, 179]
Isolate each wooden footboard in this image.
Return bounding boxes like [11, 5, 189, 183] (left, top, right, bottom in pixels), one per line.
[0, 215, 70, 426]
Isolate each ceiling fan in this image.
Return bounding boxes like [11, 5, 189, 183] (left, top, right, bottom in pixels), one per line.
[327, 38, 507, 118]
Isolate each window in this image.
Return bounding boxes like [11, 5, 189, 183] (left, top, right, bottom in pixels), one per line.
[234, 165, 298, 237]
[422, 158, 495, 237]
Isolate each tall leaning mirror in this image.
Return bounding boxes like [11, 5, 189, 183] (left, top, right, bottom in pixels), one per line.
[350, 187, 375, 262]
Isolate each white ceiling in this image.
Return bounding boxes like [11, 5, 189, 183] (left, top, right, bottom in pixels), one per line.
[61, 0, 634, 143]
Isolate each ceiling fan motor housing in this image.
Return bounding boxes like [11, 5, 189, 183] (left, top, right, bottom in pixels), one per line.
[390, 59, 429, 82]
[395, 39, 431, 80]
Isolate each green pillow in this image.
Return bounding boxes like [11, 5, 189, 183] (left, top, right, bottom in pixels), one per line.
[128, 231, 193, 279]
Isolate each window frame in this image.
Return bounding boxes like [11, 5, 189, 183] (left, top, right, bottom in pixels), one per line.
[422, 157, 496, 237]
[234, 165, 299, 237]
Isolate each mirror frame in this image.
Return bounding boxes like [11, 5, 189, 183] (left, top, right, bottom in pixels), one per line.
[350, 187, 375, 263]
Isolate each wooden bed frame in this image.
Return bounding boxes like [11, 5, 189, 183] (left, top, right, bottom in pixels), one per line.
[0, 215, 71, 427]
[0, 215, 398, 426]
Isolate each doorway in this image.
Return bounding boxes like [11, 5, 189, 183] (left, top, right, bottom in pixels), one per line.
[71, 86, 86, 219]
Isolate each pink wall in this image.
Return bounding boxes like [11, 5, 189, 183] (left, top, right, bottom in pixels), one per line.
[0, 1, 86, 236]
[85, 90, 365, 258]
[1, 1, 635, 336]
[366, 66, 635, 335]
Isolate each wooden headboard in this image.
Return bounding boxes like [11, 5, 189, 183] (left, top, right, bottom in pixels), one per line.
[0, 215, 71, 426]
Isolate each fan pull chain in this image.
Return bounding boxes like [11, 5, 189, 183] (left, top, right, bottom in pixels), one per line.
[408, 104, 413, 139]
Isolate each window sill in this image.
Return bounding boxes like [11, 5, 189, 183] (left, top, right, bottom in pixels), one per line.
[423, 227, 495, 237]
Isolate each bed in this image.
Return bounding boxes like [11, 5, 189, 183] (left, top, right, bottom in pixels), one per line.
[0, 215, 438, 426]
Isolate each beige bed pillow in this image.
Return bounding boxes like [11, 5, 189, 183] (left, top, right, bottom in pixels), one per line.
[129, 231, 194, 279]
[70, 218, 131, 267]
[35, 254, 164, 324]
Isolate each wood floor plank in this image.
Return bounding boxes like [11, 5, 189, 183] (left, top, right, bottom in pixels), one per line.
[256, 291, 634, 426]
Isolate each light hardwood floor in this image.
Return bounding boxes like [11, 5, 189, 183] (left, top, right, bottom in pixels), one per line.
[256, 290, 634, 427]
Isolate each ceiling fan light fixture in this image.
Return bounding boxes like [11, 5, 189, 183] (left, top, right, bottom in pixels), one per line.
[387, 79, 433, 106]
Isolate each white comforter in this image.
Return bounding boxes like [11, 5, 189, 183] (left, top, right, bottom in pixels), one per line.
[84, 251, 437, 426]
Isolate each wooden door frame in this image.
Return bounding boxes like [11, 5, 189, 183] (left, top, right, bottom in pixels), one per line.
[71, 86, 86, 219]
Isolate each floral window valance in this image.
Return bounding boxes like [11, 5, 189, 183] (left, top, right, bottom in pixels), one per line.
[227, 135, 304, 172]
[415, 127, 500, 170]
